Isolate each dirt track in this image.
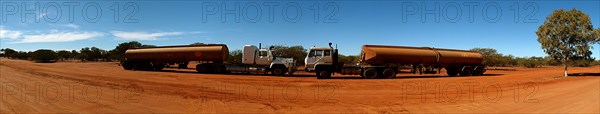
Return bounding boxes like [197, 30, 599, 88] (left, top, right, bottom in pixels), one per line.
[0, 58, 599, 113]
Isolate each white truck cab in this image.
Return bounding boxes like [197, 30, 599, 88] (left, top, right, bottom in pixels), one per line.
[241, 45, 296, 75]
[305, 46, 334, 72]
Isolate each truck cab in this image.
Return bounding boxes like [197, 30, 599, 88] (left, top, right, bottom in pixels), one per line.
[242, 45, 296, 75]
[304, 47, 334, 72]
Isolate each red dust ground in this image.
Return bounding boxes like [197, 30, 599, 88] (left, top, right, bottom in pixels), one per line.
[1, 58, 599, 113]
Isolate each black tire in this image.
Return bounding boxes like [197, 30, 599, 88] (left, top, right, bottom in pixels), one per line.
[153, 63, 165, 71]
[212, 65, 226, 73]
[271, 67, 286, 76]
[446, 67, 458, 76]
[196, 64, 209, 73]
[122, 61, 134, 70]
[316, 70, 332, 79]
[472, 67, 484, 76]
[363, 68, 378, 79]
[459, 67, 472, 76]
[381, 68, 396, 79]
[135, 62, 153, 71]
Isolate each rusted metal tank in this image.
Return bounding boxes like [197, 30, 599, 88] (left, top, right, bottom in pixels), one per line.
[124, 44, 228, 62]
[360, 45, 483, 66]
[436, 48, 483, 65]
[361, 45, 438, 65]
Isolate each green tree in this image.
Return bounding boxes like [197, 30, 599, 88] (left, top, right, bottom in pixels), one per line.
[1, 48, 17, 58]
[190, 42, 206, 45]
[536, 9, 597, 77]
[56, 50, 72, 61]
[79, 47, 92, 61]
[470, 48, 503, 66]
[111, 41, 143, 61]
[31, 49, 58, 63]
[338, 54, 359, 65]
[11, 51, 30, 60]
[226, 50, 243, 64]
[271, 45, 307, 65]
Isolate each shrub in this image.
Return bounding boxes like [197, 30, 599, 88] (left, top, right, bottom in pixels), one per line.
[31, 49, 58, 63]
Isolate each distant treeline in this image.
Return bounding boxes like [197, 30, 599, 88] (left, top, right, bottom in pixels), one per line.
[0, 41, 361, 65]
[470, 48, 600, 68]
[0, 41, 155, 63]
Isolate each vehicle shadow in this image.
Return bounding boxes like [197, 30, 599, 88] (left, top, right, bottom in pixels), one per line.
[326, 73, 504, 80]
[150, 69, 504, 79]
[156, 69, 316, 77]
[568, 73, 600, 76]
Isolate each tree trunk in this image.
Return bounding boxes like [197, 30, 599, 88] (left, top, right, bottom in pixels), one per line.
[563, 56, 568, 77]
[563, 63, 568, 77]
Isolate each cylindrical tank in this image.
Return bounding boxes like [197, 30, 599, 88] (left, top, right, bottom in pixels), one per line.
[361, 45, 438, 65]
[360, 45, 483, 66]
[124, 44, 229, 62]
[436, 48, 483, 65]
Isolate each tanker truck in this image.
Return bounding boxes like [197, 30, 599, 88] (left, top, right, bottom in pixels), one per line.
[121, 44, 296, 76]
[305, 43, 485, 79]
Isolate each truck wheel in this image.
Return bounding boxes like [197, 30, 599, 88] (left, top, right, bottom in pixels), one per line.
[196, 64, 209, 73]
[122, 61, 134, 70]
[316, 70, 331, 79]
[153, 63, 165, 71]
[271, 67, 286, 76]
[446, 67, 458, 76]
[472, 67, 484, 76]
[363, 68, 378, 79]
[459, 67, 472, 76]
[212, 65, 226, 73]
[381, 68, 396, 79]
[135, 62, 153, 71]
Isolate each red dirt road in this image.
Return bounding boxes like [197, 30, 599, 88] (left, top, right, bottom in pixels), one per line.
[1, 58, 599, 113]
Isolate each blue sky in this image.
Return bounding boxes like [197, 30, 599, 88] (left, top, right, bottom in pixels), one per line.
[1, 1, 599, 59]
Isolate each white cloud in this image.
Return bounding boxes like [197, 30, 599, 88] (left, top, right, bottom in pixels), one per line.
[15, 32, 103, 43]
[0, 27, 23, 39]
[111, 31, 186, 40]
[63, 24, 79, 29]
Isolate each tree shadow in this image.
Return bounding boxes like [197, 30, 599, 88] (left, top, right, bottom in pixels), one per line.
[568, 73, 600, 76]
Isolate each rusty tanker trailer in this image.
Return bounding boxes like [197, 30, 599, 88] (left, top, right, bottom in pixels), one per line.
[121, 44, 296, 75]
[305, 43, 485, 79]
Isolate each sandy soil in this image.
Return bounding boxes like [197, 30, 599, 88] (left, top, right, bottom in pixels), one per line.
[0, 58, 599, 113]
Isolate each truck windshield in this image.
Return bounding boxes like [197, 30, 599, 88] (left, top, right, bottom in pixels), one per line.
[316, 50, 323, 56]
[259, 51, 268, 56]
[308, 50, 315, 57]
[324, 50, 331, 56]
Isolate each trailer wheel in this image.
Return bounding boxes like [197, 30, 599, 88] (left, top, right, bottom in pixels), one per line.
[363, 68, 378, 79]
[381, 68, 396, 79]
[122, 61, 134, 70]
[134, 62, 153, 71]
[446, 67, 458, 76]
[196, 64, 209, 73]
[459, 67, 472, 76]
[153, 63, 165, 71]
[271, 67, 286, 76]
[212, 65, 226, 73]
[316, 70, 331, 79]
[472, 67, 484, 76]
